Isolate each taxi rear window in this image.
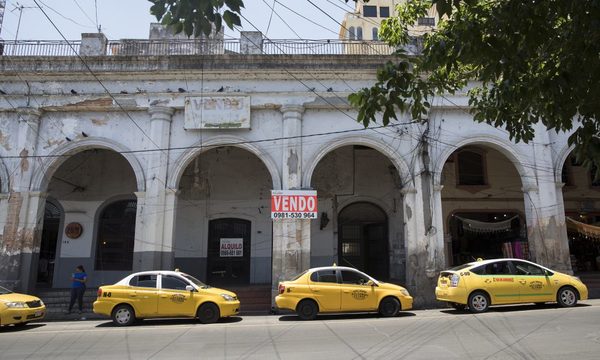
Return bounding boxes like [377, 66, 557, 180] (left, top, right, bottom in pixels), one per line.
[130, 274, 157, 288]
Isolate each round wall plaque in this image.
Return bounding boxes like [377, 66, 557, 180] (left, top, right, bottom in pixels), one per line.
[65, 222, 83, 239]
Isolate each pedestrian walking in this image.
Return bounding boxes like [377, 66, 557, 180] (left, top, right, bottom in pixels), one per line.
[67, 265, 87, 315]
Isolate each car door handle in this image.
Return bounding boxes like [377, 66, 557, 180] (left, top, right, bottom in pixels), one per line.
[343, 290, 350, 293]
[312, 289, 320, 292]
[519, 280, 526, 285]
[130, 294, 137, 297]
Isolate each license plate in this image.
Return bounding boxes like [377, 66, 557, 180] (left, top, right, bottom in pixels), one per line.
[34, 311, 43, 317]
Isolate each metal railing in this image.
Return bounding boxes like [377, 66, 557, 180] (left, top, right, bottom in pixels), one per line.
[0, 40, 80, 56]
[0, 39, 398, 57]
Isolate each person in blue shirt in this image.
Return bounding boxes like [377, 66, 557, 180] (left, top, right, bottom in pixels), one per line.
[67, 265, 87, 314]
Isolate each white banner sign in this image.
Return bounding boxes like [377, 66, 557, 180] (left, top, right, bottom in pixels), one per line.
[184, 96, 251, 129]
[219, 238, 243, 257]
[271, 190, 318, 219]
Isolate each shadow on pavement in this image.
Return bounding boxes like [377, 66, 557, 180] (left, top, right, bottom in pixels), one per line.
[95, 316, 243, 327]
[0, 323, 46, 332]
[278, 312, 416, 322]
[441, 302, 591, 315]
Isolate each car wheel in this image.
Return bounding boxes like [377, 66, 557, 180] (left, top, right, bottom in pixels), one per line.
[197, 303, 220, 324]
[450, 302, 467, 311]
[557, 287, 578, 307]
[111, 304, 136, 327]
[468, 291, 490, 313]
[379, 297, 401, 317]
[296, 299, 318, 320]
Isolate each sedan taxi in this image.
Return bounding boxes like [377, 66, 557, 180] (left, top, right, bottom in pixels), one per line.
[275, 266, 413, 320]
[0, 285, 45, 326]
[93, 270, 240, 326]
[435, 258, 589, 313]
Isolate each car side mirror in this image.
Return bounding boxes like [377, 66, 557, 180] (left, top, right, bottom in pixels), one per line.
[366, 280, 376, 287]
[185, 285, 195, 292]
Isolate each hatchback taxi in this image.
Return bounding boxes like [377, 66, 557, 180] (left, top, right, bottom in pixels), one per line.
[93, 270, 240, 326]
[275, 266, 413, 320]
[0, 285, 45, 327]
[435, 258, 588, 313]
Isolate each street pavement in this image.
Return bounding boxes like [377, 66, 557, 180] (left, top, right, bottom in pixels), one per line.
[1, 299, 600, 360]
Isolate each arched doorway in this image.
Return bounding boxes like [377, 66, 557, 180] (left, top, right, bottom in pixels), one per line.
[37, 200, 62, 287]
[440, 145, 528, 266]
[207, 218, 252, 286]
[338, 202, 389, 280]
[95, 199, 137, 271]
[174, 146, 273, 285]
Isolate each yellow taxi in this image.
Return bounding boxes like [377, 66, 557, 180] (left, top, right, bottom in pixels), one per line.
[93, 270, 240, 326]
[0, 285, 45, 327]
[435, 258, 589, 313]
[275, 266, 413, 320]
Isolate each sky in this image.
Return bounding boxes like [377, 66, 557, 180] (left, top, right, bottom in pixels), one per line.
[0, 0, 355, 41]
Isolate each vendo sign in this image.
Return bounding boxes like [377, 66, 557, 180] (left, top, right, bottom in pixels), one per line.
[271, 190, 318, 219]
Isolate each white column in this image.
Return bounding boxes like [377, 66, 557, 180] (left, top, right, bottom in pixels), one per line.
[0, 108, 45, 292]
[272, 104, 310, 298]
[134, 105, 175, 271]
[523, 124, 571, 273]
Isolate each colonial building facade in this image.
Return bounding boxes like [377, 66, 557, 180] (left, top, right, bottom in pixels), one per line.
[0, 31, 594, 307]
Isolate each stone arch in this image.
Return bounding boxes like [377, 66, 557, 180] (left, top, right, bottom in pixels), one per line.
[30, 138, 146, 193]
[554, 143, 576, 183]
[303, 135, 412, 188]
[432, 134, 536, 189]
[0, 157, 9, 193]
[167, 136, 281, 190]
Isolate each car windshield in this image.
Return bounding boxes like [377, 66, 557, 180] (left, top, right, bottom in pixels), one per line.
[181, 274, 209, 289]
[0, 285, 12, 295]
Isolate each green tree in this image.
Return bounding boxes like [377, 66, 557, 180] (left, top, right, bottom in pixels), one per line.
[349, 0, 600, 175]
[147, 0, 244, 37]
[148, 0, 600, 174]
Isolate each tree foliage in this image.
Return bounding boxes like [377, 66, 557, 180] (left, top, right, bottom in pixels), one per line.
[147, 0, 244, 37]
[349, 0, 600, 176]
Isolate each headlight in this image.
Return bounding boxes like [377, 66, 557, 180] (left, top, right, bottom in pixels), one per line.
[400, 288, 410, 297]
[220, 294, 235, 301]
[39, 300, 44, 306]
[4, 301, 27, 308]
[570, 276, 582, 283]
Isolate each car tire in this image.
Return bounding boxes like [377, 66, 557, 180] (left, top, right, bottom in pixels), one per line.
[468, 291, 490, 313]
[197, 303, 220, 324]
[450, 302, 467, 311]
[296, 299, 318, 320]
[557, 287, 578, 308]
[379, 297, 401, 317]
[111, 304, 136, 327]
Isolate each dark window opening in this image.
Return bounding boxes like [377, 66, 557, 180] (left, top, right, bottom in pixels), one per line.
[95, 199, 137, 271]
[356, 26, 363, 40]
[348, 26, 356, 40]
[379, 7, 390, 18]
[457, 150, 486, 185]
[363, 5, 377, 17]
[372, 27, 378, 40]
[417, 17, 435, 26]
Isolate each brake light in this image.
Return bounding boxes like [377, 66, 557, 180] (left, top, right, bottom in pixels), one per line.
[450, 274, 460, 287]
[278, 283, 285, 294]
[97, 288, 102, 297]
